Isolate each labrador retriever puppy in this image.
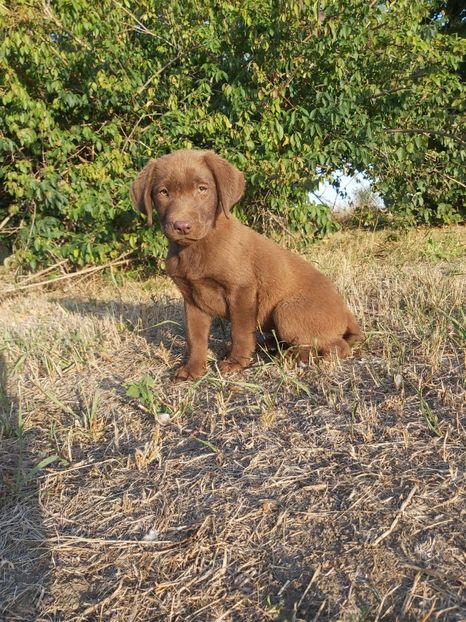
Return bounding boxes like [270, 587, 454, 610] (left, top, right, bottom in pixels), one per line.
[131, 149, 363, 380]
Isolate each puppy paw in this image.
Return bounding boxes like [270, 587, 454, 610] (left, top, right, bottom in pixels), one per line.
[218, 359, 248, 374]
[174, 366, 204, 382]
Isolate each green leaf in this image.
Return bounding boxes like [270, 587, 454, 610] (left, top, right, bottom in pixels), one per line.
[126, 385, 141, 398]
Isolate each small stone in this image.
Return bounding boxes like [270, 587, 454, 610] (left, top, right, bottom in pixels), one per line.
[143, 528, 159, 541]
[157, 412, 171, 424]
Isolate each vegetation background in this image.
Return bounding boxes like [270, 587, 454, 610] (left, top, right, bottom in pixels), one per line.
[1, 0, 465, 271]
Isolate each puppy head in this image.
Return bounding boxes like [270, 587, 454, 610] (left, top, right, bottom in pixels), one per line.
[130, 149, 245, 245]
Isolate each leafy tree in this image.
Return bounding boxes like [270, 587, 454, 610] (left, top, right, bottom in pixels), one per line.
[0, 0, 464, 269]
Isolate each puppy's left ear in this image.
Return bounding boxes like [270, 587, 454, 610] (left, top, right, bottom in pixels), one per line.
[204, 152, 245, 218]
[130, 160, 157, 225]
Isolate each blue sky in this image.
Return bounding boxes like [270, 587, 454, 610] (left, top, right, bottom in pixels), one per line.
[311, 172, 384, 211]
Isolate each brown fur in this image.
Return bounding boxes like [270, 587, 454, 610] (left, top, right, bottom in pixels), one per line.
[131, 149, 363, 380]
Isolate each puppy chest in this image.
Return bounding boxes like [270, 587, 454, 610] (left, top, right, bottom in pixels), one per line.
[174, 277, 228, 318]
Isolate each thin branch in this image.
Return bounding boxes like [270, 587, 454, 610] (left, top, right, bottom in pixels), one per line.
[111, 0, 175, 48]
[436, 171, 466, 190]
[368, 86, 412, 99]
[260, 209, 300, 241]
[17, 258, 69, 284]
[0, 214, 13, 231]
[136, 51, 183, 95]
[1, 255, 133, 296]
[42, 1, 92, 50]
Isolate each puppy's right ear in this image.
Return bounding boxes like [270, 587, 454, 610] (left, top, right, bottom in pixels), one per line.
[130, 160, 157, 226]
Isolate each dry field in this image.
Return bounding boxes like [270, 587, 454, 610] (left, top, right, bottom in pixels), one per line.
[0, 226, 465, 621]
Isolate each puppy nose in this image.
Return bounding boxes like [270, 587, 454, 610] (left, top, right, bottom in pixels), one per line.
[173, 220, 192, 235]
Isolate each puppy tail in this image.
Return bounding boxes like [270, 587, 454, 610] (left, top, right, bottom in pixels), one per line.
[343, 312, 364, 347]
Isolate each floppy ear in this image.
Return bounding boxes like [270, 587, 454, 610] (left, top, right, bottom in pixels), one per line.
[204, 152, 245, 218]
[130, 160, 157, 225]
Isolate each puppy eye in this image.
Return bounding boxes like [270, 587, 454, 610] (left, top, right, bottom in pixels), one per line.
[159, 188, 168, 196]
[198, 185, 208, 193]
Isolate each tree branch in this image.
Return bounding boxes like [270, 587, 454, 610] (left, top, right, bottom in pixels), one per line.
[385, 128, 466, 145]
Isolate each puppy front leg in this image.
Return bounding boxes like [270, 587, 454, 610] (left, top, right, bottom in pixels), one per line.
[219, 287, 257, 374]
[175, 301, 212, 381]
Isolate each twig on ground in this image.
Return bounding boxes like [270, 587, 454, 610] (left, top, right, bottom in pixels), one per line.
[297, 564, 321, 609]
[17, 259, 69, 284]
[0, 255, 133, 296]
[0, 214, 13, 231]
[370, 484, 418, 547]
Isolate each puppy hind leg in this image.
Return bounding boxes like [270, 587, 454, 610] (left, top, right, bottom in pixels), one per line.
[272, 300, 350, 364]
[318, 337, 350, 360]
[272, 301, 321, 364]
[286, 338, 350, 364]
[343, 312, 363, 347]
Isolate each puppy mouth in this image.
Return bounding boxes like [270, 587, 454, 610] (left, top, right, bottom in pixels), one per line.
[168, 235, 201, 246]
[163, 224, 208, 244]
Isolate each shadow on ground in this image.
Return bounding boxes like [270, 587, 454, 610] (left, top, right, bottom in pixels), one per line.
[55, 294, 185, 342]
[53, 295, 246, 368]
[0, 354, 51, 621]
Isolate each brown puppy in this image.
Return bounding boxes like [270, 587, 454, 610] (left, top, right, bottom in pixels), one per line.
[131, 149, 363, 380]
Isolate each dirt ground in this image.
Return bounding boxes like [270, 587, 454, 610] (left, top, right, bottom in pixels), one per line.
[1, 227, 465, 621]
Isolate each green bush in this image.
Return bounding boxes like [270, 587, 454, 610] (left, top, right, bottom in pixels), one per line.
[1, 0, 464, 269]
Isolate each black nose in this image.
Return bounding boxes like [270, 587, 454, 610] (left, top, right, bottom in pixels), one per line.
[173, 220, 192, 235]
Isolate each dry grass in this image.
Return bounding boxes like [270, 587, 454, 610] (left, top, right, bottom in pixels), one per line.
[0, 226, 465, 622]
